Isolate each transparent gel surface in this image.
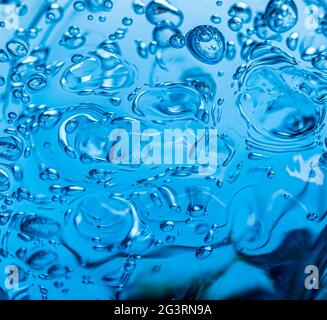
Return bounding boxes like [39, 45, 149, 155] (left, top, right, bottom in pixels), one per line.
[0, 0, 326, 300]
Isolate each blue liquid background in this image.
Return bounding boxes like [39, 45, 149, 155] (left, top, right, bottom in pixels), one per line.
[0, 0, 326, 300]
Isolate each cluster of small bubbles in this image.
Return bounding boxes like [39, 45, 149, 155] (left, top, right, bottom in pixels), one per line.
[185, 25, 226, 64]
[122, 17, 133, 26]
[132, 0, 146, 15]
[169, 34, 185, 49]
[84, 0, 113, 12]
[148, 40, 158, 54]
[265, 0, 298, 33]
[0, 0, 324, 300]
[40, 168, 60, 181]
[12, 88, 31, 104]
[210, 15, 222, 24]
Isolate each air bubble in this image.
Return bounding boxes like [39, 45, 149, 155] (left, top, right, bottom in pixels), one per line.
[265, 0, 298, 33]
[186, 25, 225, 64]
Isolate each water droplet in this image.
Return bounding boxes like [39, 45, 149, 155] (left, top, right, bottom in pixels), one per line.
[169, 34, 185, 49]
[226, 40, 236, 60]
[267, 168, 275, 179]
[254, 12, 281, 40]
[146, 0, 183, 27]
[195, 246, 212, 260]
[148, 40, 158, 54]
[73, 1, 85, 11]
[306, 212, 318, 221]
[160, 221, 175, 232]
[301, 46, 316, 61]
[228, 2, 252, 23]
[133, 0, 146, 14]
[210, 15, 221, 24]
[228, 17, 243, 32]
[204, 230, 214, 243]
[122, 17, 133, 26]
[286, 31, 299, 51]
